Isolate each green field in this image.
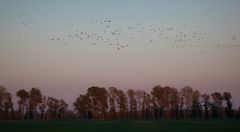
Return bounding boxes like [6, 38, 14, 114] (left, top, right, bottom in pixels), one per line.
[1, 120, 240, 132]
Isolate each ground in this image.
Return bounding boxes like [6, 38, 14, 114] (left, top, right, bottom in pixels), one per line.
[1, 120, 240, 132]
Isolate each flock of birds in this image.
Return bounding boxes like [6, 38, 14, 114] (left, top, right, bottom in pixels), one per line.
[17, 12, 240, 52]
[18, 13, 36, 27]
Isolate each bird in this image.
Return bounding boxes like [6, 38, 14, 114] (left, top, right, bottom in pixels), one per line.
[232, 36, 236, 40]
[45, 17, 233, 53]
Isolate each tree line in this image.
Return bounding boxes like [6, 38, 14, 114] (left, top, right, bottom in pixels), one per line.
[1, 85, 240, 120]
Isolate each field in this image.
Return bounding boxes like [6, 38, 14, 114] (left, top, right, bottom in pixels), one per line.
[1, 120, 240, 132]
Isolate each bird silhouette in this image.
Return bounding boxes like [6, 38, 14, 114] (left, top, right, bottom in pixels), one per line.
[42, 17, 240, 52]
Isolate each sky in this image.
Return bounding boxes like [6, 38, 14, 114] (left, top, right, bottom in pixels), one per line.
[0, 0, 240, 109]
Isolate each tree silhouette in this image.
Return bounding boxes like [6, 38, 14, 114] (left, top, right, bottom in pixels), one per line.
[127, 89, 137, 119]
[29, 88, 42, 119]
[151, 86, 172, 119]
[58, 99, 68, 119]
[211, 92, 223, 118]
[39, 96, 47, 119]
[223, 92, 233, 118]
[135, 90, 145, 119]
[162, 86, 172, 118]
[3, 92, 14, 119]
[47, 97, 60, 119]
[16, 89, 29, 119]
[201, 93, 210, 119]
[191, 90, 202, 118]
[169, 87, 180, 119]
[86, 86, 108, 119]
[151, 85, 163, 119]
[74, 94, 91, 119]
[116, 89, 127, 119]
[108, 87, 118, 119]
[142, 92, 153, 119]
[180, 86, 194, 119]
[1, 84, 239, 120]
[0, 85, 5, 113]
[0, 85, 14, 120]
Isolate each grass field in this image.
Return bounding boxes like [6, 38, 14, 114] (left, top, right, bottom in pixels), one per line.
[1, 120, 240, 132]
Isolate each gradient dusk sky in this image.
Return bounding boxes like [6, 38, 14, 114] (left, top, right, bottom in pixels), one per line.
[0, 0, 240, 109]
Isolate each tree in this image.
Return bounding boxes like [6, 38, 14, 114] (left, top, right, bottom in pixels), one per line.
[0, 86, 14, 120]
[223, 92, 233, 118]
[108, 87, 118, 119]
[74, 94, 91, 119]
[191, 90, 202, 118]
[2, 85, 238, 120]
[3, 92, 14, 119]
[180, 86, 194, 118]
[201, 93, 210, 119]
[58, 99, 68, 119]
[151, 85, 172, 119]
[169, 87, 180, 119]
[0, 85, 5, 113]
[151, 85, 163, 119]
[211, 92, 223, 118]
[16, 89, 29, 119]
[116, 90, 127, 119]
[86, 86, 108, 119]
[135, 90, 145, 119]
[127, 89, 137, 119]
[29, 88, 42, 119]
[39, 96, 47, 119]
[142, 92, 153, 119]
[47, 97, 59, 119]
[161, 86, 172, 118]
[179, 96, 184, 119]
